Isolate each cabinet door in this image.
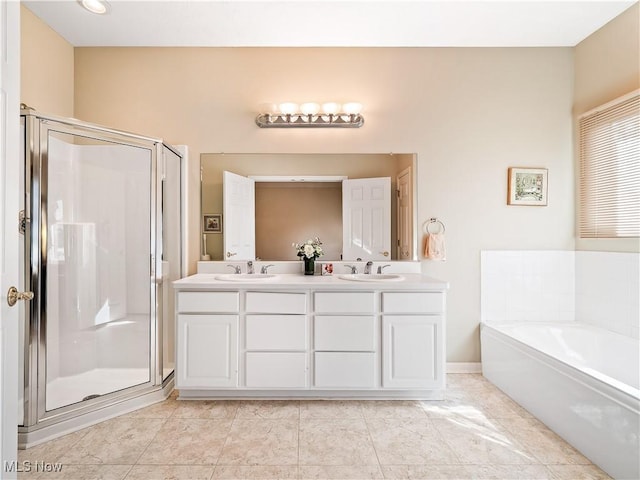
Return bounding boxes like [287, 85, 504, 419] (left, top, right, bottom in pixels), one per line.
[382, 315, 443, 389]
[177, 315, 238, 388]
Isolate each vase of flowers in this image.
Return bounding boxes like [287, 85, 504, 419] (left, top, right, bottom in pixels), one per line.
[293, 237, 324, 275]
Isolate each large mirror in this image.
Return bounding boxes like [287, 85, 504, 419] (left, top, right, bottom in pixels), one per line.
[200, 153, 417, 261]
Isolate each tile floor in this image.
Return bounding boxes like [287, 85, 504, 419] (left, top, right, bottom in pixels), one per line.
[18, 374, 612, 480]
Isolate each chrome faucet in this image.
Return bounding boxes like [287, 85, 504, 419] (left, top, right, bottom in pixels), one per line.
[227, 264, 241, 274]
[377, 264, 391, 274]
[247, 261, 254, 274]
[344, 264, 358, 274]
[364, 261, 374, 274]
[261, 264, 274, 274]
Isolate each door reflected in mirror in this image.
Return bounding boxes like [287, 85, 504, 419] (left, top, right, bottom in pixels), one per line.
[200, 153, 417, 261]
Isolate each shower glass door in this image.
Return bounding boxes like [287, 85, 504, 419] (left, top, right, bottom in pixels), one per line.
[42, 125, 154, 412]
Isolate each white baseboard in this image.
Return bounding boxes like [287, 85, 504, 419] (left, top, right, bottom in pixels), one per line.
[446, 362, 482, 373]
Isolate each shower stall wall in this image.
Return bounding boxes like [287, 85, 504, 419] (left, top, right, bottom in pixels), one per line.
[19, 108, 183, 447]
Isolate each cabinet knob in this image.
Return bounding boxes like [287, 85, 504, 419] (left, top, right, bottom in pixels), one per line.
[226, 251, 237, 258]
[380, 251, 389, 257]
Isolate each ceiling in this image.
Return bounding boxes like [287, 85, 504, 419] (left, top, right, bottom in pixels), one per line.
[23, 0, 637, 48]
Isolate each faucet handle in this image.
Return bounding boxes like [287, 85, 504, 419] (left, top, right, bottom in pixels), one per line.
[344, 264, 358, 274]
[261, 264, 275, 274]
[377, 264, 391, 274]
[227, 264, 241, 274]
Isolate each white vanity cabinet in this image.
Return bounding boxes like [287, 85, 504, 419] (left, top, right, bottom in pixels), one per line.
[173, 274, 447, 399]
[313, 292, 377, 388]
[244, 292, 308, 388]
[176, 292, 239, 388]
[382, 292, 445, 389]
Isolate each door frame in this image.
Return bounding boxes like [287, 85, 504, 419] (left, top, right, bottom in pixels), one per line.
[1, 1, 21, 477]
[396, 166, 413, 260]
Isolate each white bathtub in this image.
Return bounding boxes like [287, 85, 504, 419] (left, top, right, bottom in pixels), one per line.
[481, 322, 640, 480]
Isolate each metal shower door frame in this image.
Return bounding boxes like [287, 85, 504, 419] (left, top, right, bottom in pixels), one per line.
[21, 110, 167, 429]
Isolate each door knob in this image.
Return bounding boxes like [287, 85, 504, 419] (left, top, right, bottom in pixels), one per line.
[7, 287, 34, 307]
[226, 252, 237, 258]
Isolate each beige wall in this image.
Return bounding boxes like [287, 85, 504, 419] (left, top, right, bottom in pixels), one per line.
[256, 183, 343, 261]
[574, 3, 640, 253]
[20, 5, 74, 117]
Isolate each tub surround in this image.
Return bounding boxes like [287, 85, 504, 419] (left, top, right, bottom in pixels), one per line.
[481, 250, 639, 338]
[173, 272, 447, 400]
[576, 251, 640, 339]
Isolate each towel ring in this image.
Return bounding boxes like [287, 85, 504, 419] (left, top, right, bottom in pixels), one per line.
[424, 218, 445, 234]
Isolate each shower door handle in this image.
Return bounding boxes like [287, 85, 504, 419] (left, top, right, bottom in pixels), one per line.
[7, 286, 34, 307]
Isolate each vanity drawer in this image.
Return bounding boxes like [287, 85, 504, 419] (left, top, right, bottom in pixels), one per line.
[314, 292, 375, 314]
[314, 316, 376, 351]
[382, 292, 444, 314]
[245, 352, 307, 388]
[246, 315, 307, 350]
[178, 291, 239, 313]
[314, 352, 376, 388]
[245, 292, 307, 314]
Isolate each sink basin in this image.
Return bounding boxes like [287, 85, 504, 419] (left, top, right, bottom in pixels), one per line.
[215, 273, 278, 282]
[338, 274, 404, 282]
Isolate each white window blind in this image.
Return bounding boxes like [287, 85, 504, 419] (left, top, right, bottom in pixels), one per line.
[579, 91, 640, 238]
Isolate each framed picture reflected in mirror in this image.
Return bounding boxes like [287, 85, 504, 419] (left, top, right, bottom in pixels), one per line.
[203, 213, 222, 233]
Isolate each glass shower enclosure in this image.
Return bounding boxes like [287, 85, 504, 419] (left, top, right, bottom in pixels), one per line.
[18, 108, 182, 446]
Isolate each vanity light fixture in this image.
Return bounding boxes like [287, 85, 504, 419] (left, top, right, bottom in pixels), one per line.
[78, 0, 110, 15]
[255, 102, 364, 128]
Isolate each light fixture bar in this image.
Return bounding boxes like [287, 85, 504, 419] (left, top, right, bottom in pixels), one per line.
[256, 102, 364, 128]
[255, 112, 364, 128]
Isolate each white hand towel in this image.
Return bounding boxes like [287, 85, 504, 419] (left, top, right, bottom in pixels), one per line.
[425, 233, 446, 261]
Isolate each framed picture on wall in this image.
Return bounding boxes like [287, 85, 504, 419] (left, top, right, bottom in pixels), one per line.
[507, 167, 548, 206]
[203, 214, 222, 233]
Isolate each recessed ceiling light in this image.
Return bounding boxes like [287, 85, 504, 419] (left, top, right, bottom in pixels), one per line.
[78, 0, 110, 15]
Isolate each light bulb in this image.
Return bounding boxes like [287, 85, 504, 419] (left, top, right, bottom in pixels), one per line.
[322, 102, 341, 115]
[258, 102, 278, 114]
[342, 102, 362, 115]
[278, 102, 298, 115]
[79, 0, 110, 14]
[300, 103, 320, 115]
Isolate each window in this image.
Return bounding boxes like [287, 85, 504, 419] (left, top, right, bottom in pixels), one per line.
[579, 91, 640, 238]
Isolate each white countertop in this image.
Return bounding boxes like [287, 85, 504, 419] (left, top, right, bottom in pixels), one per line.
[173, 273, 448, 291]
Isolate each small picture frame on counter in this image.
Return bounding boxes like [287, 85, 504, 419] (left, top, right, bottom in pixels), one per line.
[321, 263, 334, 276]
